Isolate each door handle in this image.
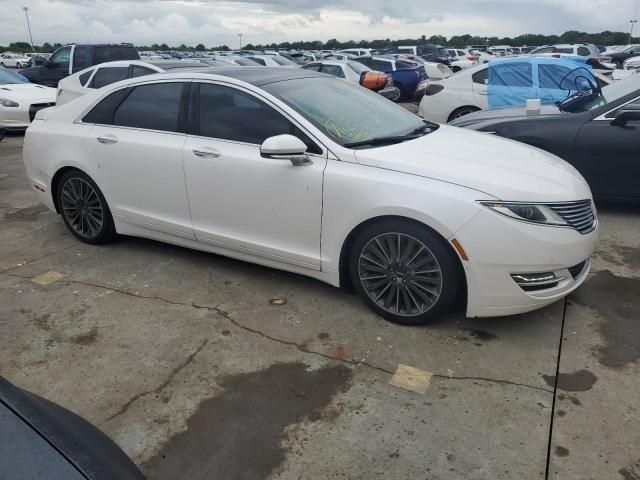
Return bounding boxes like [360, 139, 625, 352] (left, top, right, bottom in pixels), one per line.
[97, 136, 118, 144]
[192, 148, 221, 158]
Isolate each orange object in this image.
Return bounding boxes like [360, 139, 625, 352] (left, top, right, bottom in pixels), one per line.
[451, 238, 469, 261]
[360, 71, 388, 92]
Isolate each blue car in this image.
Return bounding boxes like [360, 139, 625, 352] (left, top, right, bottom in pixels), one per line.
[356, 55, 428, 102]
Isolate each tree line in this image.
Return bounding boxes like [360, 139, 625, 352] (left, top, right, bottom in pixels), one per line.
[1, 30, 638, 54]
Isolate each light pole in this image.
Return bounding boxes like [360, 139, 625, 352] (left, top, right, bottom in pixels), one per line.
[23, 6, 34, 51]
[630, 20, 638, 45]
[238, 33, 243, 50]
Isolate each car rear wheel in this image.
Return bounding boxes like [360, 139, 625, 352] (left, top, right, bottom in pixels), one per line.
[16, 62, 22, 69]
[349, 219, 462, 325]
[448, 106, 480, 122]
[57, 170, 116, 244]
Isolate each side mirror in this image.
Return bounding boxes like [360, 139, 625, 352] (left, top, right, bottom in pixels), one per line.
[611, 104, 640, 126]
[260, 134, 312, 166]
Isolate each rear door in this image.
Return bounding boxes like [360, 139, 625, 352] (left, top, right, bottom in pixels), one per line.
[570, 96, 640, 198]
[84, 81, 194, 238]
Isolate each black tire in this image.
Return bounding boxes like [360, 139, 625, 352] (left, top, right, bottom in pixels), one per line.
[448, 106, 480, 122]
[390, 83, 405, 102]
[349, 219, 462, 326]
[16, 62, 22, 69]
[56, 170, 116, 244]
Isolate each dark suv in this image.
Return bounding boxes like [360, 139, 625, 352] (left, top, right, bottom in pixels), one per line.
[20, 44, 139, 87]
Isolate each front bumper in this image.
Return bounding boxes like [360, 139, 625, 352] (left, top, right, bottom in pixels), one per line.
[453, 207, 598, 318]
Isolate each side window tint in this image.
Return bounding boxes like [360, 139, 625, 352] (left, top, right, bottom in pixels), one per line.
[90, 67, 129, 89]
[249, 57, 266, 66]
[73, 46, 92, 72]
[196, 83, 322, 154]
[577, 47, 590, 56]
[82, 88, 130, 124]
[113, 83, 185, 133]
[472, 68, 488, 84]
[130, 65, 155, 78]
[78, 70, 93, 86]
[321, 65, 345, 78]
[491, 63, 533, 87]
[606, 97, 640, 118]
[50, 47, 71, 68]
[302, 64, 322, 72]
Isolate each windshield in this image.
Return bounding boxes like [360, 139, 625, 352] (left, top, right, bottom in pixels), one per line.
[0, 68, 28, 84]
[579, 75, 640, 111]
[233, 57, 261, 66]
[263, 77, 425, 147]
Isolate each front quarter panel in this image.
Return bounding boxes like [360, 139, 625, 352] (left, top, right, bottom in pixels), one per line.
[321, 159, 488, 277]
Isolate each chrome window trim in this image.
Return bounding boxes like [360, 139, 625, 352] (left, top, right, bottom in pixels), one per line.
[593, 94, 640, 121]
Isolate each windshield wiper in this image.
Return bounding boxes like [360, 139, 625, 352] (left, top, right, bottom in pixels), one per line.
[344, 122, 437, 148]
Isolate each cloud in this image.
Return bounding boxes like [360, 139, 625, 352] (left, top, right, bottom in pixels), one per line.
[1, 0, 638, 46]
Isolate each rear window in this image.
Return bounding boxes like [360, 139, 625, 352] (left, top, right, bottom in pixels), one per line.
[78, 70, 93, 86]
[348, 62, 369, 74]
[90, 67, 129, 89]
[272, 56, 295, 66]
[94, 46, 139, 64]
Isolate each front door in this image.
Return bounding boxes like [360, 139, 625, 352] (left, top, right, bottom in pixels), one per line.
[40, 46, 72, 87]
[86, 81, 194, 238]
[182, 82, 327, 269]
[570, 97, 640, 198]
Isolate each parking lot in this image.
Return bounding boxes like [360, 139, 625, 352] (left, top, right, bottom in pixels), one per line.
[1, 131, 639, 479]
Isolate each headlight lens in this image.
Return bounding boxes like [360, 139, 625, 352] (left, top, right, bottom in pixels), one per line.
[0, 97, 19, 108]
[480, 201, 568, 226]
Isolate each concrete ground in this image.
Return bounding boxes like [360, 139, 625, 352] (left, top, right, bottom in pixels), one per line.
[1, 133, 638, 480]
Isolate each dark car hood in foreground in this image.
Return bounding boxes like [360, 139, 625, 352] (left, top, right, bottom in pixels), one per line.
[449, 104, 566, 127]
[0, 376, 144, 480]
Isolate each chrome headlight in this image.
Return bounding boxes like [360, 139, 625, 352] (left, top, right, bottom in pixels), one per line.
[480, 201, 568, 226]
[0, 97, 19, 108]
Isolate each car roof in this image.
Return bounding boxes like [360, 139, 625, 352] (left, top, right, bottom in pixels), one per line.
[154, 67, 328, 86]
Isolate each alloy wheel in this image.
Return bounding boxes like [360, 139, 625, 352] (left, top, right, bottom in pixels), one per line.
[358, 232, 443, 317]
[60, 177, 104, 239]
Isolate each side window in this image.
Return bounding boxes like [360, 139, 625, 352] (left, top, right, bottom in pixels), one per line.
[606, 97, 640, 118]
[130, 65, 155, 78]
[78, 70, 93, 86]
[94, 46, 138, 63]
[113, 83, 185, 133]
[49, 47, 71, 68]
[82, 88, 131, 125]
[73, 46, 92, 72]
[472, 68, 488, 84]
[491, 63, 533, 87]
[90, 67, 129, 89]
[577, 47, 590, 56]
[320, 65, 345, 78]
[302, 64, 322, 72]
[369, 60, 389, 71]
[533, 47, 553, 54]
[195, 83, 322, 154]
[538, 65, 572, 89]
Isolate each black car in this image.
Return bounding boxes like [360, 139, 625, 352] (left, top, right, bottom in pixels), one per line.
[450, 77, 640, 200]
[20, 44, 139, 87]
[608, 45, 640, 68]
[0, 376, 144, 479]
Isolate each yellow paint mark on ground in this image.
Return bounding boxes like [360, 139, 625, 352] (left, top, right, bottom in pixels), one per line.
[389, 364, 433, 394]
[31, 271, 65, 286]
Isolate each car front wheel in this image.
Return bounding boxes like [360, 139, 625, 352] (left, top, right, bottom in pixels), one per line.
[57, 170, 116, 244]
[349, 219, 462, 325]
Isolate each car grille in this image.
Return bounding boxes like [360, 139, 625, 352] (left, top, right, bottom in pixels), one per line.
[547, 200, 596, 234]
[29, 102, 55, 122]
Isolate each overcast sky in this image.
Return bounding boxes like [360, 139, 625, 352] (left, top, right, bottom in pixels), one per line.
[1, 0, 639, 47]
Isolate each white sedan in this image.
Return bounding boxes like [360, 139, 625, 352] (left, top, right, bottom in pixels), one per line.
[23, 68, 597, 325]
[0, 68, 56, 130]
[0, 53, 31, 69]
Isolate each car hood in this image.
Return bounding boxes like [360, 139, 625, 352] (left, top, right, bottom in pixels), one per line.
[449, 104, 563, 126]
[0, 83, 56, 102]
[353, 125, 591, 202]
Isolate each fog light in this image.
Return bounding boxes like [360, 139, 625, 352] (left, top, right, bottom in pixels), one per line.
[511, 272, 564, 292]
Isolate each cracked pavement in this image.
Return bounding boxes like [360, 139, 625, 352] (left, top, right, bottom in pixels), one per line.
[1, 133, 639, 479]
